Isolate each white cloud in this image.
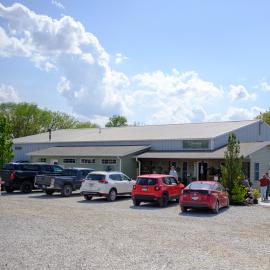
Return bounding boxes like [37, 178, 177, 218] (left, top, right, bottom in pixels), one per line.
[115, 53, 128, 64]
[0, 84, 20, 103]
[51, 0, 65, 10]
[206, 106, 264, 122]
[260, 81, 270, 92]
[228, 85, 256, 101]
[0, 2, 126, 117]
[129, 70, 224, 124]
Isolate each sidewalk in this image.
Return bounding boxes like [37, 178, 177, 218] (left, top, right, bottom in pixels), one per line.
[258, 198, 270, 206]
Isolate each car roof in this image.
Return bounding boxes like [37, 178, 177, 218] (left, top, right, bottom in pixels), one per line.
[88, 171, 123, 174]
[137, 174, 171, 178]
[65, 167, 94, 170]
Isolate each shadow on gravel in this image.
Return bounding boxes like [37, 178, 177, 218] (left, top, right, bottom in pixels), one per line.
[179, 207, 229, 217]
[130, 201, 179, 211]
[0, 190, 43, 196]
[77, 196, 131, 204]
[28, 192, 82, 199]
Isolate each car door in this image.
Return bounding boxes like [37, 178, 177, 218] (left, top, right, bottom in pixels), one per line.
[169, 177, 180, 198]
[162, 177, 172, 198]
[215, 183, 225, 206]
[109, 174, 125, 193]
[218, 184, 227, 207]
[121, 173, 133, 193]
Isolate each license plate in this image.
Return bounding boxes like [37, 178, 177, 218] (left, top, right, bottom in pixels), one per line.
[192, 196, 199, 201]
[142, 187, 148, 191]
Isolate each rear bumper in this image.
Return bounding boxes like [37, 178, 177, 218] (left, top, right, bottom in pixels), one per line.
[80, 191, 107, 197]
[132, 195, 160, 202]
[180, 202, 212, 209]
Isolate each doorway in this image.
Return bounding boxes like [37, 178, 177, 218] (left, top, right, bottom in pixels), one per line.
[198, 162, 208, 180]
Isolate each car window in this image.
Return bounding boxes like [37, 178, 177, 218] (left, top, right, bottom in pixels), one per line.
[188, 182, 214, 190]
[136, 178, 157, 185]
[121, 174, 130, 181]
[41, 165, 52, 173]
[51, 165, 64, 173]
[21, 164, 39, 171]
[162, 177, 171, 185]
[3, 164, 21, 170]
[82, 170, 91, 177]
[63, 169, 77, 176]
[170, 177, 178, 185]
[110, 174, 122, 181]
[86, 174, 106, 180]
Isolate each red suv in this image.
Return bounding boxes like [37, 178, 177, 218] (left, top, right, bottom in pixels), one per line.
[132, 174, 185, 207]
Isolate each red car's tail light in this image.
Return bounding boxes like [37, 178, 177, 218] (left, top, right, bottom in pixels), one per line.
[98, 179, 108, 184]
[10, 171, 16, 180]
[154, 185, 161, 191]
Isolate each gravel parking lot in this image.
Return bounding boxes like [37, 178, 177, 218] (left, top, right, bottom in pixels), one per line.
[0, 191, 269, 270]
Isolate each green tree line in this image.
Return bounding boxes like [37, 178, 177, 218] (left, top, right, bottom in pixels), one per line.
[0, 102, 99, 138]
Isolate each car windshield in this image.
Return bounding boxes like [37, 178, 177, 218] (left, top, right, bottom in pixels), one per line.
[187, 182, 214, 190]
[86, 174, 106, 180]
[136, 178, 157, 185]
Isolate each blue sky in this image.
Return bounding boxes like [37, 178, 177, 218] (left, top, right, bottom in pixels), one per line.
[0, 0, 270, 126]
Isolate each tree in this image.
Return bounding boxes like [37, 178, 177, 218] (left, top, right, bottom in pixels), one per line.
[256, 111, 270, 126]
[220, 133, 245, 203]
[0, 113, 14, 168]
[0, 102, 99, 138]
[105, 115, 128, 127]
[75, 122, 99, 128]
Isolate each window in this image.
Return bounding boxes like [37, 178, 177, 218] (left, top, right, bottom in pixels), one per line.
[121, 174, 130, 181]
[15, 146, 22, 150]
[254, 163, 260, 181]
[40, 158, 47, 163]
[136, 178, 157, 185]
[63, 159, 76, 164]
[101, 159, 117, 165]
[170, 177, 178, 185]
[188, 182, 214, 190]
[81, 158, 96, 164]
[183, 140, 209, 149]
[163, 177, 171, 185]
[110, 174, 122, 181]
[22, 164, 39, 171]
[51, 165, 64, 173]
[86, 173, 106, 180]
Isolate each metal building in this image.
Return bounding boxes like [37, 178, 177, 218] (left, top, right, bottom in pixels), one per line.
[13, 119, 270, 182]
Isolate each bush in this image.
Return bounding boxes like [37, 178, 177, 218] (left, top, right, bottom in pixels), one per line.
[231, 185, 246, 205]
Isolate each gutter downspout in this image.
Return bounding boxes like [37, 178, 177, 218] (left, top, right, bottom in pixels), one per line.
[118, 157, 122, 172]
[136, 157, 141, 176]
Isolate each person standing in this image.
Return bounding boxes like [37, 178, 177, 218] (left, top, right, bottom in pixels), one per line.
[266, 173, 270, 200]
[169, 166, 178, 180]
[259, 174, 269, 201]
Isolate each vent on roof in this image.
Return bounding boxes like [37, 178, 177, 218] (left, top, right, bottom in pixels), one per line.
[48, 128, 52, 141]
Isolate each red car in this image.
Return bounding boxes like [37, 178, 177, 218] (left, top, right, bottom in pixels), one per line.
[180, 181, 229, 214]
[132, 174, 185, 207]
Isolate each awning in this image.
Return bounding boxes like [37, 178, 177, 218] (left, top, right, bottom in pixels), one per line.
[27, 145, 150, 157]
[136, 142, 270, 160]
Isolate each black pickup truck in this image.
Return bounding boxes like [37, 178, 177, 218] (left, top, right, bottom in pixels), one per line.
[0, 163, 64, 193]
[35, 168, 94, 197]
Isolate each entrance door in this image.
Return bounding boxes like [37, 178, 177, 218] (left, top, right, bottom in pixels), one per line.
[182, 162, 188, 185]
[198, 162, 208, 180]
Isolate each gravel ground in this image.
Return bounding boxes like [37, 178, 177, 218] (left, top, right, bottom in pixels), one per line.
[0, 191, 269, 270]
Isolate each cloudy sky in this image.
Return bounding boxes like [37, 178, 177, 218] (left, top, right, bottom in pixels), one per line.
[0, 0, 270, 126]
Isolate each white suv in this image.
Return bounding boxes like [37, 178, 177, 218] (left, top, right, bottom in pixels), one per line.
[80, 171, 135, 201]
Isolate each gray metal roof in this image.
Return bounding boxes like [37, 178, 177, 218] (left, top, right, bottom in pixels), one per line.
[27, 145, 150, 157]
[14, 120, 258, 144]
[136, 142, 270, 159]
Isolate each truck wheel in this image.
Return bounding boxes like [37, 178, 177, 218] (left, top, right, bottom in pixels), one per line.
[61, 185, 72, 197]
[107, 189, 117, 202]
[84, 195, 93, 200]
[20, 181, 33, 193]
[5, 187, 14, 193]
[45, 190, 54, 195]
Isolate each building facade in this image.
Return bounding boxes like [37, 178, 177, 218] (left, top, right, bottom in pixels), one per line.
[13, 120, 270, 184]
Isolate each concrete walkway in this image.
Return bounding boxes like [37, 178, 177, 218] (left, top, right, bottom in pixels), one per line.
[258, 198, 270, 206]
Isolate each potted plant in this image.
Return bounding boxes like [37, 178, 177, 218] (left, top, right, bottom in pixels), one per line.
[252, 189, 260, 204]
